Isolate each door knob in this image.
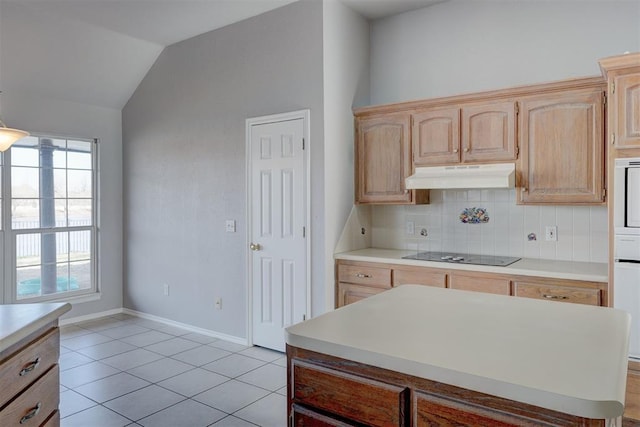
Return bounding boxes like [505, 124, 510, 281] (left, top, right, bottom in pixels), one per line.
[249, 243, 261, 251]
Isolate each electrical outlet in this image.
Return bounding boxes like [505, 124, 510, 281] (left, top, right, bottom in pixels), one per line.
[215, 298, 222, 310]
[225, 220, 236, 233]
[163, 284, 169, 296]
[545, 226, 558, 241]
[406, 221, 415, 235]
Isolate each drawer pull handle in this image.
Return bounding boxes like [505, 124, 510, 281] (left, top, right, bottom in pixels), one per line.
[19, 357, 41, 376]
[355, 273, 371, 278]
[20, 402, 41, 424]
[543, 294, 568, 300]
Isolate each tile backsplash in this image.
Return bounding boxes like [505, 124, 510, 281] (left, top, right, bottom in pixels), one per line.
[371, 189, 608, 263]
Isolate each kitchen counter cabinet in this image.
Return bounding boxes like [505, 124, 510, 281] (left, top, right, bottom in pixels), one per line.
[600, 53, 640, 151]
[335, 256, 608, 308]
[0, 303, 70, 427]
[355, 113, 428, 205]
[518, 87, 605, 205]
[287, 286, 630, 425]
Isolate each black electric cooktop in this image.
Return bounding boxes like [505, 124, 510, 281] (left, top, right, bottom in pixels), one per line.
[402, 251, 520, 267]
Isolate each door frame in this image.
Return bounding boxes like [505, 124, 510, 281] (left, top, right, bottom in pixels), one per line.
[245, 109, 311, 347]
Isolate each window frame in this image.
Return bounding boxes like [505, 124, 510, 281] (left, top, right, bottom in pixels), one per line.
[1, 135, 99, 304]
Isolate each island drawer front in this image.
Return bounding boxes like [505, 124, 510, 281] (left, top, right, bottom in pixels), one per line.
[337, 283, 388, 307]
[292, 359, 408, 427]
[0, 365, 59, 427]
[0, 328, 59, 408]
[513, 283, 601, 306]
[393, 268, 446, 288]
[291, 404, 356, 426]
[337, 264, 391, 288]
[416, 391, 541, 427]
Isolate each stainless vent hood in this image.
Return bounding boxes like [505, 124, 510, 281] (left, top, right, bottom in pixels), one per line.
[405, 163, 515, 190]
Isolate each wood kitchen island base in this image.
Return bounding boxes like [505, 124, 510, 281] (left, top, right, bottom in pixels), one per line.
[288, 346, 609, 426]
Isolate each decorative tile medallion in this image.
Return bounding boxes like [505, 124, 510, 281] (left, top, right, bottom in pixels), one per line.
[459, 207, 490, 224]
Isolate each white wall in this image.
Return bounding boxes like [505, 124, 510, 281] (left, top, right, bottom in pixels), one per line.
[370, 0, 640, 104]
[323, 0, 370, 311]
[0, 92, 124, 317]
[372, 189, 608, 263]
[122, 0, 324, 339]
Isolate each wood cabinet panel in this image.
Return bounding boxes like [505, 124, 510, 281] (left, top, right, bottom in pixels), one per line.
[462, 101, 517, 163]
[514, 282, 601, 306]
[337, 282, 387, 307]
[449, 272, 511, 295]
[40, 410, 60, 427]
[337, 263, 391, 288]
[291, 404, 355, 427]
[413, 108, 460, 165]
[392, 266, 446, 288]
[292, 359, 408, 427]
[416, 390, 540, 427]
[356, 114, 416, 204]
[519, 88, 605, 204]
[0, 328, 59, 408]
[0, 365, 59, 427]
[625, 367, 640, 420]
[614, 73, 640, 149]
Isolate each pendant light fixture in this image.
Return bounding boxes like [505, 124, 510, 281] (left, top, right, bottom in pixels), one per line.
[0, 91, 29, 151]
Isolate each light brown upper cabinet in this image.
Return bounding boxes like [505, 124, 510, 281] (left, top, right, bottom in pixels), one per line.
[600, 52, 640, 151]
[518, 87, 605, 205]
[412, 101, 517, 166]
[355, 113, 428, 204]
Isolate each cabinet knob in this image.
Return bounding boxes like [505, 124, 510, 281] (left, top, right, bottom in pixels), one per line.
[463, 148, 469, 152]
[20, 402, 41, 424]
[453, 149, 459, 153]
[18, 357, 41, 376]
[355, 273, 371, 278]
[521, 187, 527, 193]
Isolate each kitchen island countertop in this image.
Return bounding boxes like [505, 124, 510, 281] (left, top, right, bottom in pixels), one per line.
[286, 285, 630, 420]
[335, 248, 608, 282]
[0, 302, 71, 354]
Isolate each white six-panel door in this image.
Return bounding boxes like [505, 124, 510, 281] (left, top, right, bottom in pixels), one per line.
[248, 112, 308, 352]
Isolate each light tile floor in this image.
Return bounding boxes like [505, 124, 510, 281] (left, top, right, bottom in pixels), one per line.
[59, 313, 287, 427]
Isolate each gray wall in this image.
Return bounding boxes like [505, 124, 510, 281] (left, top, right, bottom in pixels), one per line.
[370, 0, 640, 104]
[122, 0, 324, 339]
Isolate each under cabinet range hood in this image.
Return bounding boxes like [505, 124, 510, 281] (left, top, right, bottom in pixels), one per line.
[405, 163, 516, 190]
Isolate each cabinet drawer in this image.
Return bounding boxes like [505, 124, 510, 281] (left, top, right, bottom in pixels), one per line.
[337, 283, 388, 307]
[337, 264, 391, 288]
[291, 404, 355, 426]
[449, 274, 511, 295]
[393, 267, 446, 288]
[0, 365, 59, 427]
[514, 283, 601, 306]
[40, 410, 60, 427]
[0, 328, 59, 408]
[292, 360, 408, 427]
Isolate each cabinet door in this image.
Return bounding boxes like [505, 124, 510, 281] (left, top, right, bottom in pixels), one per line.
[337, 283, 387, 307]
[412, 108, 460, 165]
[519, 88, 605, 204]
[449, 273, 511, 295]
[462, 101, 517, 163]
[355, 114, 412, 204]
[337, 263, 391, 288]
[613, 73, 640, 149]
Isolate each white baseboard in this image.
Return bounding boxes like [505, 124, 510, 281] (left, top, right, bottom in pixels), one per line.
[59, 306, 249, 346]
[122, 308, 249, 346]
[59, 308, 124, 326]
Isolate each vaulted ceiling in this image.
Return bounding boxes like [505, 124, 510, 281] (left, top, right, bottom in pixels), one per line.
[0, 0, 443, 110]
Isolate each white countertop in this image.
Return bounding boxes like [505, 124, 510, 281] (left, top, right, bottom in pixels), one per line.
[286, 285, 630, 419]
[0, 303, 72, 353]
[335, 248, 608, 282]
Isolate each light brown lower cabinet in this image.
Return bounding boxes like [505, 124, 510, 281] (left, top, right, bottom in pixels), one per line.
[337, 282, 388, 307]
[449, 272, 511, 295]
[288, 346, 609, 426]
[392, 266, 447, 288]
[626, 363, 640, 420]
[513, 280, 601, 306]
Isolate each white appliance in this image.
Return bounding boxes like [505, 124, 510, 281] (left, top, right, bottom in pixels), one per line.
[405, 163, 515, 190]
[613, 157, 640, 361]
[614, 157, 640, 234]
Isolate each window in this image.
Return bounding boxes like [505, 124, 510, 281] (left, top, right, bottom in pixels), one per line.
[4, 136, 97, 302]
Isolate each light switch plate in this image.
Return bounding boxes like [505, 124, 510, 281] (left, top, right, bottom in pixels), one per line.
[225, 220, 236, 233]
